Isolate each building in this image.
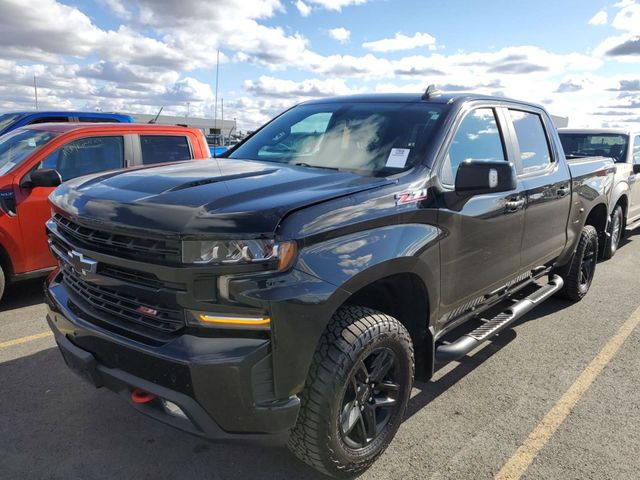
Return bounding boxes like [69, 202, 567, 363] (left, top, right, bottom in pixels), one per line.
[131, 114, 237, 144]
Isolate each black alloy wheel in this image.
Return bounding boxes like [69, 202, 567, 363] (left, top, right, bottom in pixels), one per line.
[579, 233, 597, 289]
[339, 347, 401, 450]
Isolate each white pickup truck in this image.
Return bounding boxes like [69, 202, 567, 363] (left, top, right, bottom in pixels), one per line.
[559, 128, 640, 259]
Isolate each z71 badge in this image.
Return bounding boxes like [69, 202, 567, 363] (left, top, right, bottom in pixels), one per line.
[395, 188, 428, 205]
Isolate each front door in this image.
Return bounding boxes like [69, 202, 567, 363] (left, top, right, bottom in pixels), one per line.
[15, 135, 126, 272]
[437, 106, 526, 327]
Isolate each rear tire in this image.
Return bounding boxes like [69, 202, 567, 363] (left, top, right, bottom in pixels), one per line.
[288, 306, 414, 478]
[556, 225, 598, 301]
[601, 205, 623, 260]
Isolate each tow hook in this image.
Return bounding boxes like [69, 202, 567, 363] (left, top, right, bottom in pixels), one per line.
[131, 388, 156, 404]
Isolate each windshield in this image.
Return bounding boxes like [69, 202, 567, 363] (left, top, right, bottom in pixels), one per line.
[0, 129, 58, 176]
[0, 113, 23, 134]
[229, 102, 446, 176]
[559, 133, 628, 163]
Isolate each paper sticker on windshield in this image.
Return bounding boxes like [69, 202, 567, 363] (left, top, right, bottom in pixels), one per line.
[386, 148, 411, 168]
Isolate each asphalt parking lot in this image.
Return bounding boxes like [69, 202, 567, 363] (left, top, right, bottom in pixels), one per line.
[2, 237, 640, 480]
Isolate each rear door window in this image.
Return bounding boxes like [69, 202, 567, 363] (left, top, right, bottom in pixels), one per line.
[28, 116, 69, 125]
[634, 136, 640, 164]
[509, 110, 552, 174]
[441, 108, 506, 185]
[140, 135, 192, 165]
[41, 136, 125, 181]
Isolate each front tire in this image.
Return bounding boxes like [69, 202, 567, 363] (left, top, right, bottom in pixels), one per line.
[288, 306, 414, 478]
[601, 205, 623, 260]
[556, 225, 598, 301]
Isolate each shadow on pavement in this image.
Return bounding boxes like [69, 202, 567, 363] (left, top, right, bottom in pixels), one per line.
[0, 278, 45, 313]
[1, 347, 325, 480]
[406, 296, 568, 420]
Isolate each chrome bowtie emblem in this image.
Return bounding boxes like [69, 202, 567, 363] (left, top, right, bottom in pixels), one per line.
[67, 249, 98, 276]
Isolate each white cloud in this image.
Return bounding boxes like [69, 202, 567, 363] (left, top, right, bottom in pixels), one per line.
[295, 0, 311, 16]
[244, 75, 360, 98]
[611, 0, 640, 32]
[328, 27, 351, 43]
[100, 0, 132, 19]
[363, 32, 437, 52]
[306, 0, 368, 11]
[588, 10, 608, 25]
[593, 0, 640, 59]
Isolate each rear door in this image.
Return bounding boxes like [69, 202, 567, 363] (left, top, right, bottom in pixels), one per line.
[505, 108, 572, 270]
[437, 105, 526, 327]
[16, 135, 127, 272]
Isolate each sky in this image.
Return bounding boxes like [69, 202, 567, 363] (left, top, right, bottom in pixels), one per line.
[1, 0, 639, 131]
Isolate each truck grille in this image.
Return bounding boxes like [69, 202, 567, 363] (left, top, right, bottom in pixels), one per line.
[62, 264, 185, 337]
[53, 214, 181, 264]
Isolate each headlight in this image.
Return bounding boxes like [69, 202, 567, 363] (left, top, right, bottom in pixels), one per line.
[182, 239, 297, 270]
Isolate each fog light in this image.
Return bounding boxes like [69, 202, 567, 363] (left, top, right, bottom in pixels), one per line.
[162, 400, 188, 420]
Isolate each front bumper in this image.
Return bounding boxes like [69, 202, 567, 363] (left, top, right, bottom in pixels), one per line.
[45, 275, 300, 444]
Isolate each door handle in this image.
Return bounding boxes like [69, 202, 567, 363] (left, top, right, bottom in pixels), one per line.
[556, 187, 570, 198]
[505, 198, 525, 212]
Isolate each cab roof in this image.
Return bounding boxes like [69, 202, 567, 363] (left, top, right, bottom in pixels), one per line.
[300, 92, 543, 110]
[559, 128, 637, 136]
[7, 110, 129, 117]
[18, 123, 196, 134]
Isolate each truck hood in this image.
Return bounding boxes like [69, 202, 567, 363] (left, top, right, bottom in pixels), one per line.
[49, 158, 392, 238]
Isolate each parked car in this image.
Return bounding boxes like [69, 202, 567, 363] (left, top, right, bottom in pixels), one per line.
[210, 145, 228, 156]
[0, 111, 133, 136]
[44, 92, 613, 478]
[0, 123, 210, 301]
[559, 128, 640, 259]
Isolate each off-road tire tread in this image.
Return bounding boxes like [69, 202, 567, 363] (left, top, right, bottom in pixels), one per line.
[557, 225, 598, 301]
[288, 306, 414, 478]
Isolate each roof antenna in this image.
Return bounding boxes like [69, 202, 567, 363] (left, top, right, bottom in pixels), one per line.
[148, 106, 163, 124]
[421, 84, 441, 100]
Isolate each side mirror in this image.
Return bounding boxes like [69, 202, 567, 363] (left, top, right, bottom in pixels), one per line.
[633, 164, 640, 174]
[28, 169, 62, 188]
[455, 160, 517, 196]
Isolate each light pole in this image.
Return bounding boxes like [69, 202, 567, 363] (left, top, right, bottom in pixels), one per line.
[34, 75, 39, 110]
[213, 49, 220, 132]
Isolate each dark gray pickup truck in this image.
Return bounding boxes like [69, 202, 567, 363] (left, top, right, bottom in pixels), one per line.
[45, 91, 613, 477]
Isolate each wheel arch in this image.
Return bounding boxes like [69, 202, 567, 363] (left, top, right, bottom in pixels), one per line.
[584, 202, 609, 238]
[341, 271, 433, 381]
[614, 193, 628, 228]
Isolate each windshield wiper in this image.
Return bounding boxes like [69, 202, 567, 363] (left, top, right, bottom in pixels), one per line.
[293, 162, 341, 171]
[565, 154, 588, 159]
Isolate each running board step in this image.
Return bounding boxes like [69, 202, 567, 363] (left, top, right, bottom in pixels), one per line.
[435, 275, 564, 363]
[625, 217, 640, 232]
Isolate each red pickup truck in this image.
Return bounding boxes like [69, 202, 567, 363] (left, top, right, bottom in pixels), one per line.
[0, 123, 210, 301]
